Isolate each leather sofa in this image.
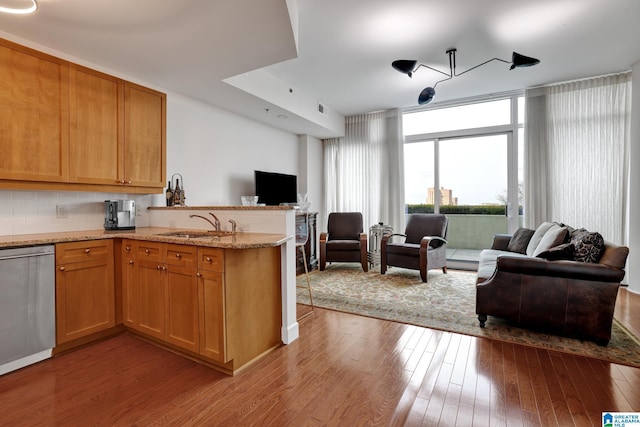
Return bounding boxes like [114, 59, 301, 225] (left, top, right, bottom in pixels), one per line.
[476, 223, 629, 346]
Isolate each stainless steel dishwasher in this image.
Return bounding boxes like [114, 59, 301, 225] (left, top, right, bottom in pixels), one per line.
[0, 245, 56, 376]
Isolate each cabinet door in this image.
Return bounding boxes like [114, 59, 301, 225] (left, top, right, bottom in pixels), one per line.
[0, 39, 69, 182]
[166, 264, 199, 353]
[123, 82, 165, 188]
[55, 241, 115, 344]
[69, 64, 123, 185]
[136, 259, 166, 339]
[121, 240, 138, 327]
[198, 269, 226, 362]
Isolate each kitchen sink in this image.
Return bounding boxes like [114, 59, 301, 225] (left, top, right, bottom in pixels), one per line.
[155, 230, 235, 239]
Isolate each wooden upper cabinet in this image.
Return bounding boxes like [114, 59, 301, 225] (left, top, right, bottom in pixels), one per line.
[0, 37, 165, 193]
[69, 64, 122, 185]
[124, 82, 166, 188]
[0, 39, 69, 182]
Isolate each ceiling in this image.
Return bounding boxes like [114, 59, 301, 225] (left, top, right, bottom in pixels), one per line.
[1, 0, 639, 138]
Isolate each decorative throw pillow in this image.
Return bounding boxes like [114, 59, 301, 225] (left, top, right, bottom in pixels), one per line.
[570, 229, 605, 263]
[532, 225, 569, 257]
[525, 222, 556, 257]
[507, 228, 535, 254]
[536, 243, 575, 261]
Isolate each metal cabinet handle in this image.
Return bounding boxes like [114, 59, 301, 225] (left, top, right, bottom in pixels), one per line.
[176, 253, 182, 259]
[59, 266, 65, 271]
[156, 265, 161, 270]
[196, 272, 202, 277]
[125, 246, 131, 252]
[162, 266, 167, 271]
[129, 260, 134, 265]
[145, 249, 150, 254]
[84, 248, 90, 254]
[205, 256, 212, 263]
[127, 180, 132, 184]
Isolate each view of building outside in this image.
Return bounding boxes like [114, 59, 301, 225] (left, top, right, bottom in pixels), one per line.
[427, 187, 458, 205]
[402, 96, 524, 258]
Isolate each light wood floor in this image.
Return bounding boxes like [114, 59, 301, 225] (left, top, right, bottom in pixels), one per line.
[0, 288, 638, 426]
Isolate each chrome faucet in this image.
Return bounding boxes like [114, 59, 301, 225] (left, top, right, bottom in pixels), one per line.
[189, 214, 217, 231]
[228, 219, 237, 234]
[209, 213, 221, 231]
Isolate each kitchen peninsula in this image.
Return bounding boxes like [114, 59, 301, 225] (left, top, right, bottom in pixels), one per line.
[1, 204, 298, 375]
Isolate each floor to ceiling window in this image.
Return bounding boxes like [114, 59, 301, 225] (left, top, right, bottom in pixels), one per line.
[403, 95, 524, 268]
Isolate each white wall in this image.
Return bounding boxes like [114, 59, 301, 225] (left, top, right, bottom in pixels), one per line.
[156, 93, 301, 208]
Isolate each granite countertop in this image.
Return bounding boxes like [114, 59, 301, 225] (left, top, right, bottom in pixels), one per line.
[0, 227, 291, 249]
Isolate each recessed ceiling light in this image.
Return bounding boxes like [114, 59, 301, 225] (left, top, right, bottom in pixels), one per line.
[0, 0, 37, 14]
[278, 114, 288, 119]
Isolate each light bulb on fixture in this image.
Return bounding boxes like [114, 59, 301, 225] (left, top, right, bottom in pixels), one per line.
[0, 0, 37, 14]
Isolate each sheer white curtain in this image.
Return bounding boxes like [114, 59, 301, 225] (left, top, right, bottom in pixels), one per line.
[525, 73, 631, 243]
[323, 110, 405, 233]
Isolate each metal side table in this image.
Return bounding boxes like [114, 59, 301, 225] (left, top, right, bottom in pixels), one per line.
[368, 222, 393, 267]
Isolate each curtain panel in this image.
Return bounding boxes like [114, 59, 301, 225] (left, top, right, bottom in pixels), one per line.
[323, 110, 405, 234]
[525, 73, 631, 243]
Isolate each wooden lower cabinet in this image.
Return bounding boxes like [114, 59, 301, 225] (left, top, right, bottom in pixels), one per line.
[136, 258, 166, 340]
[165, 260, 199, 353]
[198, 248, 226, 362]
[122, 240, 199, 352]
[55, 240, 115, 344]
[121, 240, 138, 327]
[120, 240, 281, 374]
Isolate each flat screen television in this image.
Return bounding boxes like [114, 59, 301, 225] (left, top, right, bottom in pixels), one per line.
[254, 170, 297, 206]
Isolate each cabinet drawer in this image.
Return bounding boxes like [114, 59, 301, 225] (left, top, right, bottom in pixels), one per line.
[165, 244, 196, 268]
[136, 242, 162, 262]
[56, 240, 111, 264]
[198, 248, 224, 272]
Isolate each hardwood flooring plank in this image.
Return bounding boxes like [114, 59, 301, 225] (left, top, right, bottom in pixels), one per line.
[536, 350, 574, 426]
[439, 383, 463, 427]
[548, 353, 593, 427]
[390, 338, 439, 426]
[584, 357, 634, 412]
[489, 341, 508, 427]
[562, 355, 607, 426]
[472, 339, 492, 427]
[404, 396, 429, 426]
[513, 344, 538, 415]
[458, 337, 479, 408]
[524, 346, 559, 427]
[450, 334, 472, 386]
[422, 361, 453, 425]
[502, 342, 524, 427]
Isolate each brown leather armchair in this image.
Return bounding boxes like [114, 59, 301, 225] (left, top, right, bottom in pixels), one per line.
[381, 214, 448, 282]
[319, 212, 368, 272]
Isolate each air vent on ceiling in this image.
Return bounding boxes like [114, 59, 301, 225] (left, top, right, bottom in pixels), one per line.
[317, 102, 328, 116]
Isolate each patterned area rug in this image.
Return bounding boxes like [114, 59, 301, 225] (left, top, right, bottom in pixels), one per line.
[296, 264, 640, 368]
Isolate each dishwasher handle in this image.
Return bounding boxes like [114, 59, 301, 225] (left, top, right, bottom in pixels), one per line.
[0, 252, 55, 261]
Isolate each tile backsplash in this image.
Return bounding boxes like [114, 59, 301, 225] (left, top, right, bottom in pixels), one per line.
[0, 190, 154, 236]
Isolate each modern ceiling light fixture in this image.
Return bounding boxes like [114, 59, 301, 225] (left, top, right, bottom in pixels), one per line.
[0, 0, 37, 14]
[392, 48, 540, 105]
